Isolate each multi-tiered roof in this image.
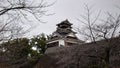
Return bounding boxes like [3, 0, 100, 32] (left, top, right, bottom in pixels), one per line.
[47, 20, 83, 47]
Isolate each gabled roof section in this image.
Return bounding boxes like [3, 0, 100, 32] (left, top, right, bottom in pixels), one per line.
[56, 19, 72, 26]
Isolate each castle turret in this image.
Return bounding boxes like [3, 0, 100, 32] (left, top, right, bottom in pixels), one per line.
[47, 20, 83, 47]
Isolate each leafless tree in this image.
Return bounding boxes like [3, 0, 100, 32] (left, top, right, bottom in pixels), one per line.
[0, 0, 52, 42]
[91, 12, 120, 68]
[76, 4, 120, 42]
[76, 4, 101, 42]
[92, 13, 120, 41]
[76, 4, 120, 68]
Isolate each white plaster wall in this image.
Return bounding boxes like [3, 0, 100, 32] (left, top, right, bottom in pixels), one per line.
[67, 33, 76, 37]
[58, 39, 65, 47]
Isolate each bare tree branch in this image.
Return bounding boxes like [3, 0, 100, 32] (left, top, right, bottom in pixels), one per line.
[0, 0, 54, 42]
[76, 4, 100, 42]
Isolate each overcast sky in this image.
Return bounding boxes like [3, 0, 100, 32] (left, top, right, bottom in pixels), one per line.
[27, 0, 120, 38]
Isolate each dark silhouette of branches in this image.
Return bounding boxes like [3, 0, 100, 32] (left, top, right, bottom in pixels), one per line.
[76, 4, 120, 68]
[92, 13, 120, 41]
[0, 0, 52, 22]
[0, 0, 53, 42]
[76, 4, 101, 42]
